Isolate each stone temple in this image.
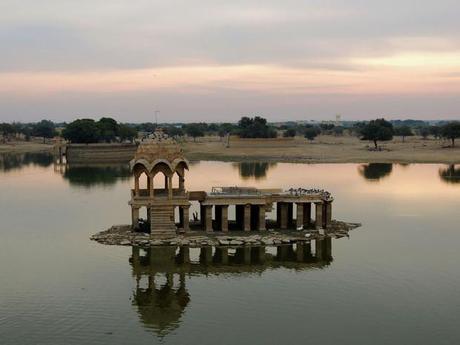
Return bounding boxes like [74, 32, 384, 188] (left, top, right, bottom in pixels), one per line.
[129, 128, 333, 238]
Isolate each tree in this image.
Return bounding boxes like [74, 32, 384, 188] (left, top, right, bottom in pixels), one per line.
[419, 126, 430, 139]
[360, 118, 394, 149]
[394, 125, 413, 142]
[0, 123, 15, 141]
[441, 121, 460, 147]
[184, 123, 205, 141]
[333, 126, 344, 136]
[429, 125, 441, 139]
[32, 120, 56, 143]
[118, 124, 138, 142]
[62, 119, 101, 143]
[237, 116, 277, 138]
[165, 126, 184, 138]
[97, 117, 119, 142]
[304, 127, 319, 141]
[283, 128, 296, 137]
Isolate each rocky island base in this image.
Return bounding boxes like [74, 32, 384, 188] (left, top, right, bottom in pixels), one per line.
[91, 220, 361, 248]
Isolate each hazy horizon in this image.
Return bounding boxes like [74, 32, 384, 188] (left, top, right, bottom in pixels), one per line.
[1, 1, 460, 122]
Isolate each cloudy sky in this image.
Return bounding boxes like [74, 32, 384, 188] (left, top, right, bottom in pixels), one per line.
[1, 0, 460, 122]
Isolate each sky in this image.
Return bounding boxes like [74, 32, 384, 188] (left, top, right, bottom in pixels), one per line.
[1, 0, 460, 123]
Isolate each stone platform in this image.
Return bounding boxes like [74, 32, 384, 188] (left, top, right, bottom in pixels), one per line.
[90, 220, 361, 248]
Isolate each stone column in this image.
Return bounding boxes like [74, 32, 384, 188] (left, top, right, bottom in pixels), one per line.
[315, 202, 323, 229]
[325, 202, 332, 228]
[168, 176, 173, 199]
[296, 202, 304, 229]
[183, 206, 190, 232]
[149, 176, 154, 198]
[221, 205, 229, 232]
[131, 206, 139, 229]
[258, 205, 266, 231]
[303, 203, 311, 226]
[244, 204, 251, 232]
[179, 175, 185, 191]
[280, 203, 289, 230]
[134, 175, 140, 196]
[147, 207, 151, 224]
[287, 203, 294, 227]
[205, 205, 213, 232]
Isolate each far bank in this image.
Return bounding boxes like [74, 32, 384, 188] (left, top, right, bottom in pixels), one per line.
[2, 135, 460, 164]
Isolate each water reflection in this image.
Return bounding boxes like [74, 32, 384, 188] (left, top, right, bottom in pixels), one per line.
[60, 164, 131, 188]
[358, 163, 393, 182]
[129, 239, 332, 336]
[234, 162, 277, 180]
[439, 165, 460, 184]
[0, 152, 53, 172]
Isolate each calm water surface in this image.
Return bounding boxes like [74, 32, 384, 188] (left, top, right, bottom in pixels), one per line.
[1, 154, 460, 345]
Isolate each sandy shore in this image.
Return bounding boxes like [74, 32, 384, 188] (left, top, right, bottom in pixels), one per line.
[182, 135, 460, 164]
[0, 141, 53, 154]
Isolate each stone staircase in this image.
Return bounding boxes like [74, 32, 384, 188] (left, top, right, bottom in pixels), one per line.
[150, 205, 177, 237]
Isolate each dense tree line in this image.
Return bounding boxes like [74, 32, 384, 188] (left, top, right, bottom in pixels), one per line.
[62, 118, 137, 143]
[0, 120, 56, 143]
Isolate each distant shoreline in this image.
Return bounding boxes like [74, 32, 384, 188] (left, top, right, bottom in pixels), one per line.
[1, 135, 459, 164]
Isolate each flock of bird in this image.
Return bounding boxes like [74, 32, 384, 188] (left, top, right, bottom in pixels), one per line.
[286, 188, 333, 201]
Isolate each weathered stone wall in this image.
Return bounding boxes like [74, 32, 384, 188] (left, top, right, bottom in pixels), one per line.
[66, 143, 137, 164]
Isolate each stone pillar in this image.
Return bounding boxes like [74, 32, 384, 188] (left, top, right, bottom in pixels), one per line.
[131, 206, 139, 229]
[205, 205, 213, 232]
[303, 203, 311, 226]
[280, 203, 289, 230]
[134, 175, 140, 196]
[147, 207, 151, 224]
[258, 206, 266, 231]
[183, 206, 190, 232]
[287, 203, 294, 227]
[296, 203, 304, 229]
[315, 202, 323, 229]
[179, 175, 185, 191]
[164, 175, 168, 189]
[149, 176, 154, 198]
[221, 205, 229, 232]
[168, 176, 173, 199]
[325, 202, 332, 228]
[244, 204, 251, 232]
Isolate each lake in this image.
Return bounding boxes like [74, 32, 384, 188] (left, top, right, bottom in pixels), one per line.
[0, 153, 459, 345]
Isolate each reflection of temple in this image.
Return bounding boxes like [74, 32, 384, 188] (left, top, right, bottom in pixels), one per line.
[129, 239, 333, 336]
[129, 129, 334, 238]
